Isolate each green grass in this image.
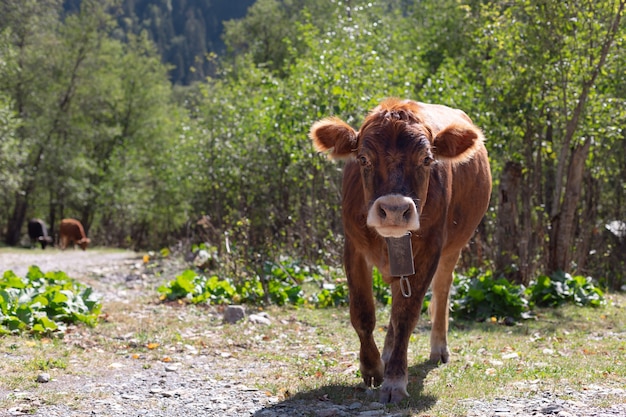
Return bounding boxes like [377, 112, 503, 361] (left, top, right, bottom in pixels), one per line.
[217, 296, 626, 415]
[0, 288, 624, 416]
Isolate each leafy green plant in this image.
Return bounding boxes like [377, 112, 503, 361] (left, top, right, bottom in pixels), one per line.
[156, 256, 398, 309]
[158, 267, 304, 307]
[527, 271, 605, 308]
[450, 269, 529, 320]
[310, 282, 349, 308]
[157, 270, 237, 304]
[158, 257, 607, 319]
[372, 267, 392, 306]
[0, 266, 102, 336]
[28, 358, 68, 371]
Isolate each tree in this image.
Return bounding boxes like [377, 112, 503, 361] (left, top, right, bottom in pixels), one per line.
[1, 0, 189, 248]
[467, 0, 626, 281]
[546, 0, 626, 274]
[0, 33, 22, 232]
[0, 0, 66, 244]
[188, 0, 428, 263]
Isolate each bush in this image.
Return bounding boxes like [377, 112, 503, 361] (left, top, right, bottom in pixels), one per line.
[158, 258, 606, 319]
[0, 266, 102, 336]
[158, 262, 305, 307]
[157, 259, 397, 309]
[527, 270, 605, 308]
[450, 269, 529, 320]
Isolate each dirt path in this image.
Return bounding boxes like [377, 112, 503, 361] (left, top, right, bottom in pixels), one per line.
[0, 249, 148, 305]
[0, 249, 139, 279]
[1, 249, 624, 417]
[0, 249, 293, 417]
[1, 249, 380, 417]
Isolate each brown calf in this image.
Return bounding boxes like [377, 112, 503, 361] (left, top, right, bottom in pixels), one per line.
[310, 98, 492, 403]
[59, 218, 90, 250]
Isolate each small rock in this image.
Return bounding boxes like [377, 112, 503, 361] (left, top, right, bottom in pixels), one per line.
[502, 352, 519, 360]
[164, 363, 180, 372]
[358, 410, 385, 416]
[348, 401, 362, 410]
[223, 305, 246, 324]
[316, 409, 340, 417]
[249, 312, 271, 325]
[542, 405, 562, 414]
[366, 402, 384, 410]
[503, 316, 516, 326]
[36, 373, 50, 383]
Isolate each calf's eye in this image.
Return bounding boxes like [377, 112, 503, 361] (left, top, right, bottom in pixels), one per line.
[358, 155, 369, 166]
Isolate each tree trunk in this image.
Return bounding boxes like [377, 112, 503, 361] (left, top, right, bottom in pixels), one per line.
[547, 0, 625, 273]
[48, 188, 58, 243]
[548, 138, 592, 272]
[574, 172, 598, 274]
[495, 161, 522, 282]
[5, 194, 29, 246]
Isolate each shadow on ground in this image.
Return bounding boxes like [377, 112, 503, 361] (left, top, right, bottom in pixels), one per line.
[253, 360, 438, 416]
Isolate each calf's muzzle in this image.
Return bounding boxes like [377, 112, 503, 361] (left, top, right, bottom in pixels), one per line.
[366, 194, 419, 238]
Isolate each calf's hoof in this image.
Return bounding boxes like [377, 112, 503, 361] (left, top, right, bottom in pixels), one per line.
[360, 362, 384, 387]
[379, 378, 409, 404]
[429, 346, 450, 364]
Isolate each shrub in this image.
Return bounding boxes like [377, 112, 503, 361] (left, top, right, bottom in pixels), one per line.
[157, 258, 606, 319]
[527, 270, 605, 308]
[158, 266, 304, 307]
[450, 269, 529, 320]
[0, 266, 102, 336]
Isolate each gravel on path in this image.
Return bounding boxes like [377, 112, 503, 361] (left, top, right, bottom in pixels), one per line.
[1, 249, 624, 417]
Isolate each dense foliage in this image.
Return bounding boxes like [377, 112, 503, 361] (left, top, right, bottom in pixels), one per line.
[157, 262, 604, 320]
[0, 267, 102, 336]
[1, 0, 624, 290]
[528, 271, 606, 308]
[158, 256, 350, 308]
[451, 270, 529, 321]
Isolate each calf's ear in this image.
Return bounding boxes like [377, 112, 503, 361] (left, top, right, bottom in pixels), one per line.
[433, 122, 483, 163]
[309, 117, 357, 159]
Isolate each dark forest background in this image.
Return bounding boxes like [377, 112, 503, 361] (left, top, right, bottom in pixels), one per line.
[1, 0, 624, 289]
[64, 0, 255, 85]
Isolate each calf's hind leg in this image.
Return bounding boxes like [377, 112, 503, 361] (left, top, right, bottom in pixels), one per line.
[428, 250, 461, 363]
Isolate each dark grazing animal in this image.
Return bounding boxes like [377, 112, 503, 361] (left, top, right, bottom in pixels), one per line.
[309, 98, 492, 403]
[28, 218, 53, 249]
[59, 218, 90, 250]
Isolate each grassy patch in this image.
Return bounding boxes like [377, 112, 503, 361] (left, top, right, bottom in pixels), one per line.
[0, 287, 624, 415]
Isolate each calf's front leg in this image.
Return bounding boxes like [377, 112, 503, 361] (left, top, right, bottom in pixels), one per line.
[379, 278, 425, 403]
[345, 245, 384, 387]
[379, 250, 439, 404]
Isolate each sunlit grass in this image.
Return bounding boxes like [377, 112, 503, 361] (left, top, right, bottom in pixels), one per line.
[0, 288, 624, 416]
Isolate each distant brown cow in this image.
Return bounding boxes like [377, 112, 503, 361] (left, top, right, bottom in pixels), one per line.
[59, 218, 90, 250]
[310, 98, 492, 403]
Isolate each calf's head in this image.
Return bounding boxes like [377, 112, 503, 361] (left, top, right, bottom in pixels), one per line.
[78, 238, 90, 251]
[310, 98, 484, 238]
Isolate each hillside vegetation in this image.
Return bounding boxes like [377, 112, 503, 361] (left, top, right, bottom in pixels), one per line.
[0, 0, 624, 289]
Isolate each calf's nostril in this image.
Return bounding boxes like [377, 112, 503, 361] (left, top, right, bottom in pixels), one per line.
[379, 206, 387, 219]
